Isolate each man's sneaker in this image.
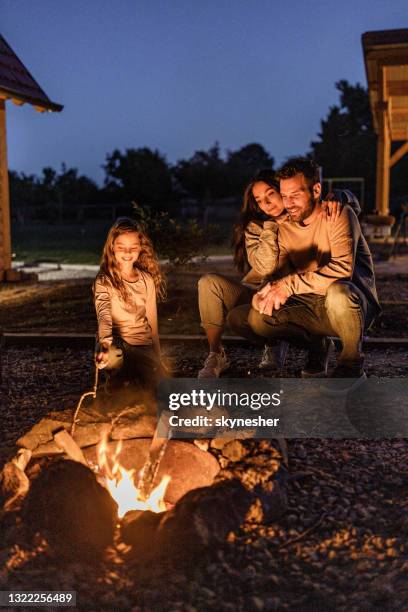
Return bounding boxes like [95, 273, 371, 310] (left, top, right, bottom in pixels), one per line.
[301, 338, 334, 378]
[258, 341, 289, 371]
[198, 348, 230, 378]
[325, 361, 367, 396]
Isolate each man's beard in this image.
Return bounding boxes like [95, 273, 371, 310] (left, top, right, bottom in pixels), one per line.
[289, 189, 318, 223]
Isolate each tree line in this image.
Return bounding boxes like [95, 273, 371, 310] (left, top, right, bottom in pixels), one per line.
[9, 80, 408, 219]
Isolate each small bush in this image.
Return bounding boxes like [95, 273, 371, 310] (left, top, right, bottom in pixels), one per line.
[132, 202, 217, 266]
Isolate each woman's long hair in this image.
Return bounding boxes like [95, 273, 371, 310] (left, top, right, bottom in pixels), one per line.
[97, 217, 166, 302]
[233, 169, 280, 273]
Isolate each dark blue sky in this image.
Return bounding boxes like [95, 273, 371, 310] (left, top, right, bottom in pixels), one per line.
[1, 0, 407, 185]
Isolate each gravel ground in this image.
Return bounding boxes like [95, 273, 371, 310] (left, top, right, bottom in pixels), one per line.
[1, 344, 408, 611]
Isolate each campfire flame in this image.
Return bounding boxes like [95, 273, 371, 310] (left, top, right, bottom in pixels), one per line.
[97, 436, 170, 518]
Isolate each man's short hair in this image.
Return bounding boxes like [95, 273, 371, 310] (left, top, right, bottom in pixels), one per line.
[277, 157, 320, 187]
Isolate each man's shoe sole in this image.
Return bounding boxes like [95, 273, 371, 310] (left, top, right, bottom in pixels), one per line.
[322, 372, 367, 397]
[301, 369, 329, 379]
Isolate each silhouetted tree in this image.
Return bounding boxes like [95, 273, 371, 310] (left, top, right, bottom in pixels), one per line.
[226, 143, 274, 195]
[310, 80, 377, 211]
[56, 164, 99, 205]
[173, 143, 229, 200]
[9, 165, 100, 222]
[103, 147, 174, 208]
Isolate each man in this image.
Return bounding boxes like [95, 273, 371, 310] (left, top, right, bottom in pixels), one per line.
[228, 157, 380, 381]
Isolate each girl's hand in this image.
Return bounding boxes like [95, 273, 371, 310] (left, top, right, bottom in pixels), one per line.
[95, 341, 111, 369]
[321, 193, 343, 223]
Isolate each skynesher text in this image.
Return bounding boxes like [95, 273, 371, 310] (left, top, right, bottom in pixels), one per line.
[168, 415, 280, 428]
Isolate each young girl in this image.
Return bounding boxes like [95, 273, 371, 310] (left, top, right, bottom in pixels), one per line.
[94, 217, 166, 392]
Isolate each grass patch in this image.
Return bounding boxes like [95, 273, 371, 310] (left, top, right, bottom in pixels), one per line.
[12, 223, 232, 264]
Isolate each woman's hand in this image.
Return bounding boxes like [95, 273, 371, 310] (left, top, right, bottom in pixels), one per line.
[321, 193, 343, 223]
[95, 340, 111, 369]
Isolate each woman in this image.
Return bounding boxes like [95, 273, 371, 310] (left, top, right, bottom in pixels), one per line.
[197, 169, 346, 378]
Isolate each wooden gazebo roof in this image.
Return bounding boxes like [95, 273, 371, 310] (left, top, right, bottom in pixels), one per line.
[0, 34, 62, 112]
[363, 28, 408, 142]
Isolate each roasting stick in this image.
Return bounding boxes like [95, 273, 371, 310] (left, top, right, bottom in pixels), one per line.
[70, 365, 99, 437]
[137, 412, 171, 500]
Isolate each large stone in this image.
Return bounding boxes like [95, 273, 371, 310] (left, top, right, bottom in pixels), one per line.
[153, 479, 252, 559]
[121, 509, 164, 553]
[23, 460, 117, 559]
[31, 441, 64, 458]
[155, 441, 220, 505]
[18, 419, 112, 453]
[17, 419, 70, 451]
[83, 437, 150, 472]
[111, 405, 156, 440]
[73, 422, 112, 448]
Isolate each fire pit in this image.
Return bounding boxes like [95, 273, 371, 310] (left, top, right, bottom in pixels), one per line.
[1, 397, 286, 563]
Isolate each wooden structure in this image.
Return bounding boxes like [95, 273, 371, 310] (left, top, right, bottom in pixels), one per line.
[0, 34, 62, 279]
[363, 29, 408, 216]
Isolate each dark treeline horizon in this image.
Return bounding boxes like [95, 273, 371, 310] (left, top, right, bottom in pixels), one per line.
[8, 81, 408, 219]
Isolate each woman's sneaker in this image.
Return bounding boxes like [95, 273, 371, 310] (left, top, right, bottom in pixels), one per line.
[258, 341, 289, 372]
[198, 348, 230, 378]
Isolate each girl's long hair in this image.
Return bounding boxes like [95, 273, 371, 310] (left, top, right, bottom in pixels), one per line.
[232, 169, 280, 274]
[97, 217, 166, 302]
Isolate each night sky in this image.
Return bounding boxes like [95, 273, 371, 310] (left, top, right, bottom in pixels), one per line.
[1, 0, 407, 184]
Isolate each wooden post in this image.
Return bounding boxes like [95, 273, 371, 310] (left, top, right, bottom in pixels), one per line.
[375, 66, 391, 216]
[0, 99, 12, 278]
[390, 140, 408, 168]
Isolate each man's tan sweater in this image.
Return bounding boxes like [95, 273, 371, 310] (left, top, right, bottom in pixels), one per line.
[246, 205, 380, 313]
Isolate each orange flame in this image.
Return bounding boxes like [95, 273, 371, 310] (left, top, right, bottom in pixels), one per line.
[97, 435, 170, 518]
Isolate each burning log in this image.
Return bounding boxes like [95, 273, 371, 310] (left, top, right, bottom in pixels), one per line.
[52, 427, 88, 465]
[0, 449, 32, 512]
[17, 415, 114, 456]
[23, 459, 118, 559]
